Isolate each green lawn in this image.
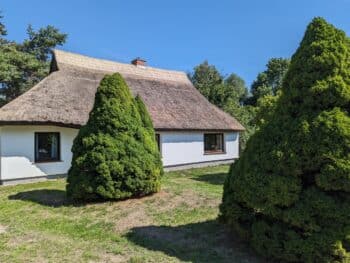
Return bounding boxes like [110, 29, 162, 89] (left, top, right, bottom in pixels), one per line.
[0, 165, 263, 263]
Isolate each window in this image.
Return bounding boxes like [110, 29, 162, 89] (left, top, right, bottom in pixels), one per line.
[35, 132, 60, 162]
[204, 133, 224, 154]
[155, 133, 161, 151]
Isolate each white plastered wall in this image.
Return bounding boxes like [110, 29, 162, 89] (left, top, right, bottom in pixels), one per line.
[0, 126, 239, 181]
[159, 131, 239, 167]
[0, 125, 78, 181]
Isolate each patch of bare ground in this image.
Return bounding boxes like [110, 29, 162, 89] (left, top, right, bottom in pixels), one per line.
[152, 189, 219, 212]
[109, 189, 217, 233]
[114, 206, 153, 233]
[0, 224, 7, 234]
[105, 189, 216, 232]
[90, 253, 129, 263]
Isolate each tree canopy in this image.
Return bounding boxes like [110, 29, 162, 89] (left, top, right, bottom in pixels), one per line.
[190, 61, 253, 151]
[0, 13, 66, 105]
[67, 73, 162, 201]
[0, 12, 6, 38]
[220, 17, 350, 262]
[247, 57, 290, 106]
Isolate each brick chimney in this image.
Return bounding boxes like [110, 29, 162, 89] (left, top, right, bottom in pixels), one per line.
[131, 57, 146, 67]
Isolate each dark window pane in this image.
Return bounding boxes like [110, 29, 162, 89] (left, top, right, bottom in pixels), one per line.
[204, 133, 224, 153]
[155, 134, 161, 151]
[35, 133, 60, 162]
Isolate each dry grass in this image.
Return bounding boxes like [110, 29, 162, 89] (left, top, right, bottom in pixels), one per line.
[0, 224, 7, 234]
[0, 165, 263, 263]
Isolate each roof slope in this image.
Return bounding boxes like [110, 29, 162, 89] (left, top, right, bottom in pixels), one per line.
[0, 50, 244, 131]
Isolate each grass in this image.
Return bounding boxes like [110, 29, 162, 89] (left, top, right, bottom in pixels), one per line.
[0, 165, 263, 263]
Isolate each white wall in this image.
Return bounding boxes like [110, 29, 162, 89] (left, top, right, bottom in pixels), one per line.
[0, 126, 239, 181]
[0, 126, 78, 181]
[159, 132, 239, 167]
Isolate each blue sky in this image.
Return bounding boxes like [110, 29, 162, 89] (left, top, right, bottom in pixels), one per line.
[2, 0, 349, 86]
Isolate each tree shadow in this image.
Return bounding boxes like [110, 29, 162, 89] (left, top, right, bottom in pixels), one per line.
[192, 172, 227, 185]
[126, 220, 264, 263]
[8, 189, 158, 208]
[8, 189, 81, 207]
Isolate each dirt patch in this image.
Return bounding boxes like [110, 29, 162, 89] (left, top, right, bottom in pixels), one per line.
[155, 189, 219, 212]
[109, 189, 213, 233]
[114, 206, 152, 233]
[92, 253, 130, 263]
[0, 224, 7, 234]
[114, 191, 169, 208]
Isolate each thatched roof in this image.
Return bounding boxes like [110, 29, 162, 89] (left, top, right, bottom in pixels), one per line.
[0, 50, 244, 131]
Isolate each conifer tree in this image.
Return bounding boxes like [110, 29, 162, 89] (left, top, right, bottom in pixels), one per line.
[220, 18, 350, 262]
[67, 73, 162, 200]
[134, 95, 163, 175]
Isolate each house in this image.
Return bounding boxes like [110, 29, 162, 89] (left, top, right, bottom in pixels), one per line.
[0, 50, 244, 185]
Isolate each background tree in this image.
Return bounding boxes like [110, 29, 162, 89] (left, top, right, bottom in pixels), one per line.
[190, 62, 254, 152]
[22, 25, 66, 62]
[0, 44, 47, 101]
[0, 12, 7, 40]
[220, 18, 350, 262]
[246, 57, 290, 106]
[0, 13, 66, 105]
[223, 103, 256, 151]
[67, 73, 162, 201]
[190, 61, 224, 107]
[224, 73, 249, 105]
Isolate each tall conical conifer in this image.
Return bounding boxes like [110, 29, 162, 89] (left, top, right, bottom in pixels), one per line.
[220, 18, 350, 262]
[67, 73, 162, 200]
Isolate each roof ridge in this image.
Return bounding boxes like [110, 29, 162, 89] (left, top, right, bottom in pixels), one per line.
[53, 49, 188, 77]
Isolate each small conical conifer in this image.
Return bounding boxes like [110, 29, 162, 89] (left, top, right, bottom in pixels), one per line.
[66, 73, 162, 200]
[220, 18, 350, 262]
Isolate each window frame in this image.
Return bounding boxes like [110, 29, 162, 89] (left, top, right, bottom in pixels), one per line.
[34, 132, 61, 163]
[155, 133, 162, 155]
[203, 133, 225, 155]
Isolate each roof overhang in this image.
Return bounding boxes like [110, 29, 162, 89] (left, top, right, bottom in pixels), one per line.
[0, 121, 244, 132]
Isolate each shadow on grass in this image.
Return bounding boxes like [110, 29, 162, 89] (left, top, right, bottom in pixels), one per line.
[8, 189, 84, 207]
[8, 189, 158, 208]
[126, 220, 263, 263]
[192, 172, 228, 185]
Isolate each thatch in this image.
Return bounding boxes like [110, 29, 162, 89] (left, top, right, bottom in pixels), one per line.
[0, 50, 244, 131]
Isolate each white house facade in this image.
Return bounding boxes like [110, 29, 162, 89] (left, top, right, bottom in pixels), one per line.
[0, 50, 243, 185]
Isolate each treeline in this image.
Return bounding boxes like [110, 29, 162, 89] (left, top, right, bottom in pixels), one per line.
[189, 57, 290, 151]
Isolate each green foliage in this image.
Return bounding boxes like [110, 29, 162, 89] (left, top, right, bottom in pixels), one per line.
[134, 95, 154, 134]
[190, 61, 223, 106]
[0, 13, 66, 105]
[0, 12, 7, 38]
[224, 103, 256, 152]
[190, 61, 254, 151]
[0, 44, 47, 101]
[220, 17, 350, 262]
[134, 95, 163, 175]
[66, 73, 162, 201]
[247, 58, 290, 106]
[22, 25, 67, 62]
[224, 73, 249, 105]
[254, 92, 280, 127]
